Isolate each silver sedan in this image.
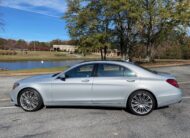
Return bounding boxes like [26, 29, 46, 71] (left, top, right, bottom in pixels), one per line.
[10, 61, 182, 115]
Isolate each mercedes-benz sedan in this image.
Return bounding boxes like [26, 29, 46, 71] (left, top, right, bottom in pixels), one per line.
[10, 61, 182, 115]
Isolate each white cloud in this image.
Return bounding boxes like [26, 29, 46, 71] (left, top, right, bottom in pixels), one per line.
[1, 0, 67, 17]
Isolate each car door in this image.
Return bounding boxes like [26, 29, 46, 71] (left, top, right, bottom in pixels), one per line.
[92, 63, 137, 106]
[51, 64, 95, 105]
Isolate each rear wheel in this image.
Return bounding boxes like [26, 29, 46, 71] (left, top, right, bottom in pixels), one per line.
[19, 88, 43, 112]
[128, 91, 156, 116]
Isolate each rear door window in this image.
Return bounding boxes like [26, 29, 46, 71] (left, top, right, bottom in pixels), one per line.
[97, 64, 136, 77]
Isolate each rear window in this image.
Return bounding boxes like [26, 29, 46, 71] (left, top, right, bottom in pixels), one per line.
[97, 64, 136, 77]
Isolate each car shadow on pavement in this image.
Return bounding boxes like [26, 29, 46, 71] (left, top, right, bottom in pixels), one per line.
[45, 105, 169, 115]
[46, 106, 124, 111]
[45, 105, 138, 115]
[155, 106, 169, 110]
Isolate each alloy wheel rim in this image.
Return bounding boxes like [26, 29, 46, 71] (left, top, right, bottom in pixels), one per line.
[20, 90, 39, 111]
[131, 93, 153, 114]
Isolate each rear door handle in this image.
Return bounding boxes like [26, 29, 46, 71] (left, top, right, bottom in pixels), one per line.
[81, 79, 90, 82]
[127, 80, 135, 82]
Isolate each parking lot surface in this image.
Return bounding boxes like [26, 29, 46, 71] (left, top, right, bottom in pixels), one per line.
[0, 65, 190, 138]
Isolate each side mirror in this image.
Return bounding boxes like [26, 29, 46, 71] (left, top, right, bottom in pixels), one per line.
[57, 74, 66, 81]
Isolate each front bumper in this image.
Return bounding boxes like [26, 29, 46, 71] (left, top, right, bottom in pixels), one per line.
[10, 88, 19, 105]
[10, 98, 18, 106]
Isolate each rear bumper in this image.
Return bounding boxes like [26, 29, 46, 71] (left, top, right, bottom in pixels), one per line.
[157, 89, 182, 107]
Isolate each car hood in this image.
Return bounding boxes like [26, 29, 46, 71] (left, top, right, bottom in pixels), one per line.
[18, 73, 54, 83]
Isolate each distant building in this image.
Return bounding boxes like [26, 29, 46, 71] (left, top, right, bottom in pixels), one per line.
[53, 45, 78, 52]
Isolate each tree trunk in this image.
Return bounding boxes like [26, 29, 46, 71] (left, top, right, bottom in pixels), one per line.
[103, 46, 107, 60]
[120, 37, 125, 60]
[145, 44, 151, 62]
[146, 43, 155, 62]
[150, 46, 155, 62]
[125, 44, 133, 62]
[100, 48, 103, 60]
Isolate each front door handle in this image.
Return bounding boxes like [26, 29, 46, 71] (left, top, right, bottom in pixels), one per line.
[127, 80, 135, 82]
[81, 79, 90, 82]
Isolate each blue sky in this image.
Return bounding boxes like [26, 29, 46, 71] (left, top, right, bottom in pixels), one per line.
[0, 0, 189, 42]
[0, 0, 70, 42]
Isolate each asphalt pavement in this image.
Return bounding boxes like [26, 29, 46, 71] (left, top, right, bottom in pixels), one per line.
[0, 65, 190, 138]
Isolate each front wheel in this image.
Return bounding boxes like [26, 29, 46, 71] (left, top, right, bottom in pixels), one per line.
[128, 91, 156, 116]
[19, 88, 43, 112]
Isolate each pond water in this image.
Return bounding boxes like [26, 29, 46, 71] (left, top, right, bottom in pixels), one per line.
[0, 60, 83, 70]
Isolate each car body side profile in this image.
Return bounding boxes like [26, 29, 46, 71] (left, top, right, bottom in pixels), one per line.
[10, 61, 182, 115]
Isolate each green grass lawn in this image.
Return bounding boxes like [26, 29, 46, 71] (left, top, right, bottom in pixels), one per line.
[0, 66, 69, 76]
[0, 50, 101, 61]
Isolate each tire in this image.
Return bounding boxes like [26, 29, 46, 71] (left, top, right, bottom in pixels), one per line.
[127, 90, 156, 116]
[18, 88, 43, 112]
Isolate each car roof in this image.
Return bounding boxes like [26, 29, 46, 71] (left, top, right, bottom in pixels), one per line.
[80, 60, 133, 65]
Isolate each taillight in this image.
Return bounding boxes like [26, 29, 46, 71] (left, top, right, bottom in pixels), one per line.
[166, 79, 179, 88]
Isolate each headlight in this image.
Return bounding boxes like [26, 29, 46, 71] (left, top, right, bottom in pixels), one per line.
[13, 83, 19, 90]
